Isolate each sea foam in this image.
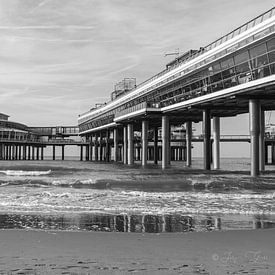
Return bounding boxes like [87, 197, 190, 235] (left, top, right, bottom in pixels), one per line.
[0, 170, 52, 176]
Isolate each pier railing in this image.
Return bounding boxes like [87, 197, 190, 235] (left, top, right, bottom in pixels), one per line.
[0, 137, 88, 145]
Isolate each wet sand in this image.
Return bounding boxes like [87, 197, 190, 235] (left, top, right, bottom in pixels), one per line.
[0, 229, 274, 274]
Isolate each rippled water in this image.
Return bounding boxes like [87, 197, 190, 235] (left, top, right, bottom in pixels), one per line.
[0, 158, 274, 233]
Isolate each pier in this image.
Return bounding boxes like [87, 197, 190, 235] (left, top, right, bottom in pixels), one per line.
[77, 8, 275, 176]
[1, 8, 275, 176]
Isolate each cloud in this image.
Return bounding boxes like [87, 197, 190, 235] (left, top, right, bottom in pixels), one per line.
[0, 0, 274, 128]
[0, 25, 96, 30]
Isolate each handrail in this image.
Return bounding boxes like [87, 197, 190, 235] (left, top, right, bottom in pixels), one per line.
[192, 135, 250, 140]
[0, 137, 88, 145]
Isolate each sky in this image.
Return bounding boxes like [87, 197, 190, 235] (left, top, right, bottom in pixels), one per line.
[0, 0, 274, 148]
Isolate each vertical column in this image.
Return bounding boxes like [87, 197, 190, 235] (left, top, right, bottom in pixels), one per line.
[123, 126, 127, 164]
[18, 146, 22, 160]
[53, 145, 56, 160]
[105, 129, 110, 162]
[3, 144, 5, 160]
[179, 147, 183, 161]
[23, 145, 26, 160]
[99, 132, 103, 161]
[36, 147, 39, 160]
[249, 99, 260, 177]
[259, 109, 265, 172]
[90, 140, 93, 161]
[5, 146, 8, 160]
[141, 120, 148, 167]
[0, 144, 4, 160]
[12, 144, 16, 160]
[213, 117, 220, 170]
[12, 145, 16, 160]
[113, 128, 119, 162]
[265, 144, 268, 164]
[153, 127, 158, 165]
[80, 145, 83, 161]
[15, 146, 18, 160]
[127, 123, 134, 165]
[28, 146, 31, 160]
[8, 145, 11, 160]
[186, 121, 192, 167]
[137, 147, 141, 161]
[85, 145, 89, 161]
[94, 133, 98, 161]
[32, 146, 35, 160]
[41, 147, 44, 160]
[168, 124, 171, 165]
[272, 144, 275, 164]
[162, 115, 169, 169]
[203, 109, 211, 170]
[61, 145, 65, 161]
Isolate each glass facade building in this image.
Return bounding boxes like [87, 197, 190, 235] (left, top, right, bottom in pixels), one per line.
[78, 7, 275, 134]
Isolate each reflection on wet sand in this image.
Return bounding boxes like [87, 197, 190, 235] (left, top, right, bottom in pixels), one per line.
[0, 213, 275, 233]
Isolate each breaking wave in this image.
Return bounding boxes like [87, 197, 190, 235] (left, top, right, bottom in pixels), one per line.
[0, 170, 52, 176]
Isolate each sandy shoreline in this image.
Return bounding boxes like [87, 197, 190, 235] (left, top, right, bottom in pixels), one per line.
[0, 229, 274, 274]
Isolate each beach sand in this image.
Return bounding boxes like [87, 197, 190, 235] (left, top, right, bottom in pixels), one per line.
[0, 229, 274, 274]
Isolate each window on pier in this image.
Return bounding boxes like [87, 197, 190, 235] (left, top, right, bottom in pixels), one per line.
[157, 34, 275, 108]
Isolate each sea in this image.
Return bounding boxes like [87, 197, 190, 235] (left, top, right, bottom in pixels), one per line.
[0, 158, 274, 234]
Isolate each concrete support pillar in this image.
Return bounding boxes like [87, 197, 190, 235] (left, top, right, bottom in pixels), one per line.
[186, 121, 192, 167]
[113, 128, 119, 162]
[0, 144, 4, 160]
[141, 120, 148, 167]
[6, 146, 8, 160]
[89, 143, 93, 162]
[265, 143, 268, 164]
[61, 145, 65, 161]
[162, 215, 166, 233]
[179, 148, 183, 161]
[213, 117, 220, 170]
[36, 147, 39, 160]
[15, 146, 18, 160]
[3, 144, 6, 160]
[203, 109, 211, 170]
[94, 134, 98, 161]
[259, 109, 265, 172]
[80, 145, 83, 161]
[138, 147, 141, 161]
[162, 115, 169, 169]
[105, 129, 110, 162]
[8, 145, 11, 160]
[127, 123, 134, 165]
[41, 147, 44, 160]
[168, 125, 171, 165]
[18, 146, 22, 160]
[12, 145, 16, 160]
[99, 132, 103, 162]
[53, 145, 56, 160]
[28, 146, 31, 160]
[249, 99, 260, 177]
[154, 127, 158, 165]
[272, 144, 275, 164]
[123, 126, 127, 164]
[22, 145, 26, 160]
[32, 146, 35, 160]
